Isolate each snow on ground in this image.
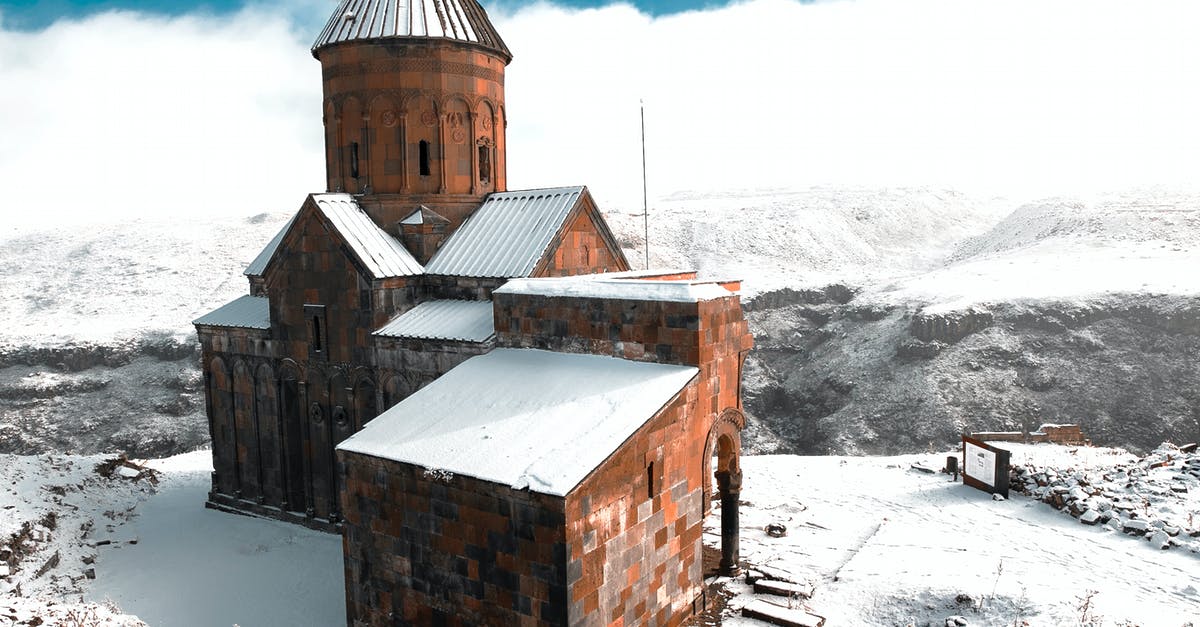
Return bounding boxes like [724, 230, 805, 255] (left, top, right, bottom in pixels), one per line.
[4, 442, 1199, 626]
[1, 450, 343, 627]
[84, 451, 345, 627]
[708, 443, 1200, 626]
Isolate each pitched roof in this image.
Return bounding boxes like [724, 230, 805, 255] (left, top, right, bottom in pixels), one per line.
[336, 348, 698, 496]
[193, 295, 270, 329]
[496, 276, 736, 303]
[312, 0, 511, 62]
[374, 300, 494, 342]
[424, 186, 585, 278]
[244, 214, 296, 277]
[314, 194, 425, 278]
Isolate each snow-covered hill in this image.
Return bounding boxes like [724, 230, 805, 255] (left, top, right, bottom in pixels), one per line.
[2, 187, 1199, 457]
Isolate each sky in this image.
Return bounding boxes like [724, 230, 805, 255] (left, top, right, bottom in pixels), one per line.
[1, 0, 1199, 225]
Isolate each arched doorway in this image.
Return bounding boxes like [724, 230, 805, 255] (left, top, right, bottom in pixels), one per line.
[705, 409, 745, 576]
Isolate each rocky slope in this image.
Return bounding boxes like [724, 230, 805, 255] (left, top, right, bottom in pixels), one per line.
[743, 288, 1200, 455]
[2, 187, 1198, 458]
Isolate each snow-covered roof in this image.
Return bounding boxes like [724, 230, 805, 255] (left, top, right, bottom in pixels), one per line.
[312, 0, 511, 62]
[193, 295, 270, 329]
[244, 214, 296, 277]
[312, 194, 424, 279]
[373, 300, 494, 342]
[424, 186, 585, 278]
[336, 348, 698, 496]
[496, 276, 735, 303]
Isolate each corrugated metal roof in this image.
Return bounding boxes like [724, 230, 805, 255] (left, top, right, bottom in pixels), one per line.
[193, 295, 270, 329]
[312, 0, 511, 61]
[313, 194, 424, 278]
[424, 186, 584, 278]
[374, 300, 494, 342]
[244, 214, 296, 277]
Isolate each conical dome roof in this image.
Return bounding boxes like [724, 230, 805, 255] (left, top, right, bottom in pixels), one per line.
[312, 0, 511, 62]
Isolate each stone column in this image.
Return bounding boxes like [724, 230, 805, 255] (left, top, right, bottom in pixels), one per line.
[716, 469, 743, 576]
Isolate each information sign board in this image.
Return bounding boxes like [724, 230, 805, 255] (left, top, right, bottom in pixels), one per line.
[961, 435, 1011, 498]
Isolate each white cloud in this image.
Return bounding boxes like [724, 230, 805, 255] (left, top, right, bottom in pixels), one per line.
[2, 0, 1199, 225]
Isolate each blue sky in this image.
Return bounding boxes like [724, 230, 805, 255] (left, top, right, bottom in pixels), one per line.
[0, 0, 724, 28]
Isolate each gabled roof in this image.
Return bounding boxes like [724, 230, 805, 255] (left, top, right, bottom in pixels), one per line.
[312, 0, 511, 62]
[424, 186, 587, 278]
[245, 214, 296, 277]
[374, 300, 494, 342]
[193, 295, 270, 329]
[496, 276, 736, 303]
[336, 348, 698, 496]
[311, 194, 424, 278]
[251, 194, 423, 280]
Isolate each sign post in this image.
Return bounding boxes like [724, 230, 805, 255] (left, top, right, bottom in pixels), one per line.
[961, 435, 1011, 498]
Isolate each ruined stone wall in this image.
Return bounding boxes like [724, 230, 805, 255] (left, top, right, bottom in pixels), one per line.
[339, 453, 569, 626]
[563, 383, 707, 627]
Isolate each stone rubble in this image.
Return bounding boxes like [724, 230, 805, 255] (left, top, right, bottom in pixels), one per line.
[1007, 443, 1200, 554]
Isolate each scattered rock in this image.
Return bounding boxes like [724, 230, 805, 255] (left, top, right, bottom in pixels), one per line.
[1149, 530, 1171, 550]
[765, 523, 788, 538]
[1079, 509, 1101, 525]
[1123, 519, 1149, 534]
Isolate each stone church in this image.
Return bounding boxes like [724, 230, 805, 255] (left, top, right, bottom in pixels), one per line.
[193, 0, 753, 624]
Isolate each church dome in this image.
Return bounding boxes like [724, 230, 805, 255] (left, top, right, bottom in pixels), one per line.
[312, 0, 511, 62]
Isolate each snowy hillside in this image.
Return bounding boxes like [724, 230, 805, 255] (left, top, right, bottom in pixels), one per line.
[1, 187, 1199, 458]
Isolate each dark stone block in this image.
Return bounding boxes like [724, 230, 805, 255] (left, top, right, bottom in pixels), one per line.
[432, 499, 458, 520]
[487, 529, 517, 555]
[464, 543, 488, 562]
[552, 541, 567, 563]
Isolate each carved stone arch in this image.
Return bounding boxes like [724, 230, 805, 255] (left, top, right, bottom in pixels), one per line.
[231, 359, 256, 499]
[398, 89, 423, 114]
[277, 358, 303, 382]
[351, 368, 378, 430]
[409, 94, 442, 193]
[276, 358, 306, 513]
[703, 408, 746, 513]
[380, 372, 401, 410]
[253, 362, 279, 506]
[705, 407, 745, 575]
[207, 356, 235, 497]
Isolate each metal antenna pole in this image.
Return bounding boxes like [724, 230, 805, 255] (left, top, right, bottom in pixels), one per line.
[641, 100, 650, 271]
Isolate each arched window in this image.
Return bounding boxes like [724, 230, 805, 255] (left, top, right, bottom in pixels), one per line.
[478, 145, 491, 183]
[419, 140, 431, 176]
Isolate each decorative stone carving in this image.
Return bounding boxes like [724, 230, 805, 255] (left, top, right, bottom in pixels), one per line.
[309, 402, 323, 424]
[380, 110, 398, 127]
[420, 109, 438, 127]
